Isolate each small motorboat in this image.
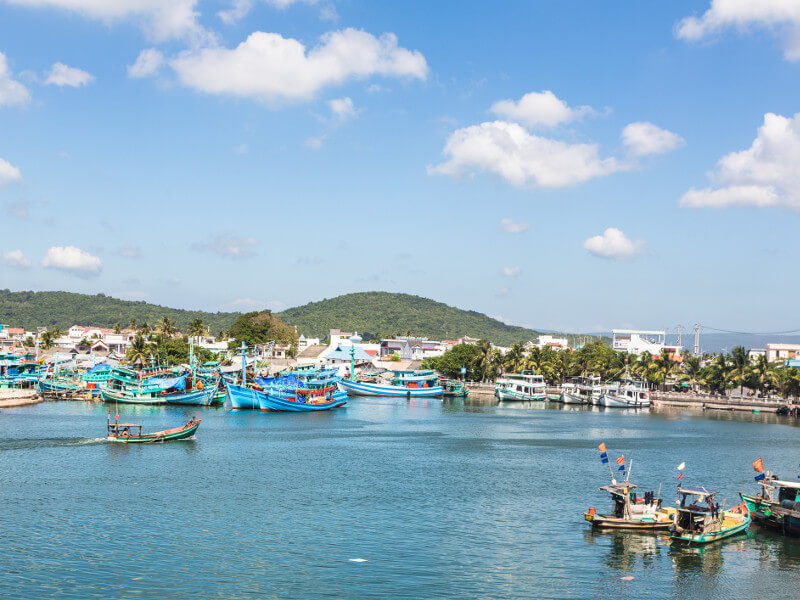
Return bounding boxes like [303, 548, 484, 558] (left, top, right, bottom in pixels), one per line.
[584, 482, 675, 530]
[669, 486, 750, 545]
[106, 412, 201, 443]
[740, 459, 800, 536]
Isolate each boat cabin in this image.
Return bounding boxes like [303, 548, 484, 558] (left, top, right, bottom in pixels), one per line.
[675, 487, 722, 533]
[599, 482, 661, 519]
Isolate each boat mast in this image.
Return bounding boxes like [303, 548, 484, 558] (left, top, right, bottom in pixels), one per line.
[189, 336, 195, 390]
[240, 341, 247, 387]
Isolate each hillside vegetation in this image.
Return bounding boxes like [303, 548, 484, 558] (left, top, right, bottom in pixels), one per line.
[0, 290, 239, 334]
[277, 292, 546, 346]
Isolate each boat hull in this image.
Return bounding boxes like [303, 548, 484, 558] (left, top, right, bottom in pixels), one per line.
[560, 391, 585, 404]
[164, 385, 218, 406]
[337, 379, 443, 397]
[583, 512, 672, 530]
[740, 492, 800, 536]
[495, 387, 546, 401]
[108, 420, 200, 443]
[227, 383, 260, 409]
[101, 389, 167, 405]
[599, 393, 650, 408]
[669, 512, 750, 545]
[258, 391, 347, 412]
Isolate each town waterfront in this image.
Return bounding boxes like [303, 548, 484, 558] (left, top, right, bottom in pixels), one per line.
[3, 398, 800, 599]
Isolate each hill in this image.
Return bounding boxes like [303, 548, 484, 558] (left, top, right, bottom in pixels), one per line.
[0, 290, 239, 334]
[277, 292, 546, 346]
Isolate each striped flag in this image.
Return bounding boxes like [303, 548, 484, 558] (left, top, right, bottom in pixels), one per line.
[616, 456, 625, 465]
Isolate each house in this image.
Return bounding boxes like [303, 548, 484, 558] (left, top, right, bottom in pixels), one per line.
[766, 343, 800, 362]
[298, 335, 321, 351]
[612, 329, 680, 356]
[748, 348, 766, 362]
[379, 337, 447, 360]
[325, 344, 374, 368]
[536, 335, 569, 351]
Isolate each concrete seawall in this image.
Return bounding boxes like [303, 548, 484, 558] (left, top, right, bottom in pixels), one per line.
[0, 389, 44, 408]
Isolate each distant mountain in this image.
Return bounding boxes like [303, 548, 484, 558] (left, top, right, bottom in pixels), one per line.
[0, 290, 239, 334]
[276, 291, 584, 346]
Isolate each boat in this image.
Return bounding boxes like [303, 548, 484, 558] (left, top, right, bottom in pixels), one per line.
[100, 366, 218, 406]
[441, 379, 469, 398]
[560, 376, 599, 404]
[106, 412, 201, 443]
[338, 369, 443, 397]
[227, 374, 347, 412]
[740, 462, 800, 536]
[494, 370, 546, 401]
[599, 379, 650, 408]
[584, 482, 675, 530]
[0, 351, 42, 389]
[197, 361, 227, 405]
[669, 486, 750, 546]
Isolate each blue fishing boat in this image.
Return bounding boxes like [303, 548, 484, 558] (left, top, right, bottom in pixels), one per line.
[228, 371, 347, 412]
[338, 369, 443, 397]
[0, 351, 42, 389]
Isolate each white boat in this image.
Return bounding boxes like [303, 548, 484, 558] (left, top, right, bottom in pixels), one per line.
[599, 379, 650, 408]
[561, 376, 600, 404]
[495, 370, 547, 401]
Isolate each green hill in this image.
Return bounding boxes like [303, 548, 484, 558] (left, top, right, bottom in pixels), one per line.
[0, 289, 239, 334]
[276, 292, 543, 346]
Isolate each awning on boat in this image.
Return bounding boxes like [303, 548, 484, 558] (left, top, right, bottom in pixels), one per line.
[87, 362, 110, 373]
[147, 374, 186, 391]
[255, 375, 304, 389]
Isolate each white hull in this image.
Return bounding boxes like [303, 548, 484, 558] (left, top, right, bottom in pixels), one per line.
[496, 388, 546, 402]
[600, 393, 650, 408]
[560, 391, 586, 404]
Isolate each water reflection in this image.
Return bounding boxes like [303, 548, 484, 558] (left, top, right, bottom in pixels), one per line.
[584, 528, 666, 572]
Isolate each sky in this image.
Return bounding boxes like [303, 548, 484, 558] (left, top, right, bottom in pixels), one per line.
[1, 0, 800, 334]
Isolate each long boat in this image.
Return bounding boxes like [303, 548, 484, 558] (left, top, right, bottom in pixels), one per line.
[584, 482, 674, 530]
[494, 370, 546, 401]
[101, 366, 218, 406]
[740, 465, 800, 536]
[228, 372, 347, 412]
[107, 414, 201, 443]
[599, 379, 650, 408]
[338, 369, 443, 397]
[0, 351, 42, 389]
[669, 486, 750, 546]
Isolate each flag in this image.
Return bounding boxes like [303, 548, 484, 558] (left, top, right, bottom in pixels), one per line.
[618, 465, 625, 471]
[598, 443, 606, 452]
[755, 473, 766, 482]
[677, 462, 685, 471]
[601, 454, 609, 464]
[753, 458, 764, 472]
[616, 456, 625, 465]
[677, 473, 683, 480]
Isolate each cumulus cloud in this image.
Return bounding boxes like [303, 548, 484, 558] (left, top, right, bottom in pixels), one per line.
[218, 0, 317, 24]
[428, 120, 622, 188]
[2, 249, 31, 268]
[490, 90, 593, 128]
[170, 28, 427, 105]
[118, 244, 141, 258]
[0, 52, 30, 107]
[680, 112, 800, 209]
[501, 265, 521, 277]
[41, 245, 102, 276]
[622, 122, 685, 157]
[305, 134, 325, 149]
[677, 0, 800, 60]
[44, 62, 94, 87]
[127, 48, 164, 78]
[328, 96, 356, 121]
[2, 0, 210, 44]
[198, 234, 258, 258]
[584, 228, 644, 260]
[500, 217, 530, 234]
[0, 157, 22, 186]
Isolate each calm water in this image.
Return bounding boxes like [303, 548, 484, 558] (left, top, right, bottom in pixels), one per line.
[2, 398, 800, 599]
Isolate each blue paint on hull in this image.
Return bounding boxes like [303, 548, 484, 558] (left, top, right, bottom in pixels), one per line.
[337, 379, 443, 397]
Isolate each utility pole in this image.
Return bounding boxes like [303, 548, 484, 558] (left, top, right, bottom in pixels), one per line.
[676, 325, 683, 348]
[693, 324, 700, 356]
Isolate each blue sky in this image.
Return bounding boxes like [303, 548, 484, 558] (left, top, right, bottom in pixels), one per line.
[1, 0, 799, 334]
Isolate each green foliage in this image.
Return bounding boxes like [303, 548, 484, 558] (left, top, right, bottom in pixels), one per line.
[0, 289, 239, 333]
[388, 352, 401, 362]
[423, 343, 483, 379]
[227, 311, 298, 349]
[125, 334, 214, 367]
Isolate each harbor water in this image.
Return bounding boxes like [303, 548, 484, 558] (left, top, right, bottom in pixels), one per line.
[3, 398, 800, 599]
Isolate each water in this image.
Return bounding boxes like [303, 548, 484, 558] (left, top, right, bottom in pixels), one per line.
[2, 398, 800, 599]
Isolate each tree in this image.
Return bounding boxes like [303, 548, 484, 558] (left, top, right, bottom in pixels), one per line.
[730, 346, 749, 396]
[189, 318, 205, 340]
[656, 349, 677, 391]
[113, 322, 122, 334]
[128, 318, 137, 330]
[126, 335, 150, 366]
[503, 342, 526, 373]
[422, 343, 483, 379]
[227, 311, 298, 349]
[679, 355, 703, 391]
[138, 322, 152, 337]
[159, 316, 176, 337]
[750, 354, 777, 397]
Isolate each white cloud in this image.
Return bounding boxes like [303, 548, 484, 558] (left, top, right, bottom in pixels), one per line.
[328, 96, 355, 121]
[199, 234, 258, 258]
[2, 249, 31, 268]
[234, 143, 249, 154]
[170, 28, 427, 105]
[679, 112, 800, 210]
[44, 62, 94, 87]
[0, 157, 22, 186]
[428, 120, 622, 188]
[622, 121, 684, 157]
[305, 134, 325, 149]
[5, 199, 30, 219]
[501, 265, 521, 277]
[127, 48, 164, 78]
[41, 245, 102, 275]
[366, 83, 389, 93]
[118, 244, 141, 258]
[218, 0, 317, 24]
[677, 0, 800, 60]
[0, 52, 30, 107]
[3, 0, 210, 44]
[500, 217, 530, 234]
[584, 228, 644, 260]
[490, 90, 593, 128]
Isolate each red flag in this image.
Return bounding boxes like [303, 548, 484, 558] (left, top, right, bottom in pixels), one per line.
[677, 473, 683, 480]
[616, 455, 625, 465]
[753, 458, 764, 472]
[598, 443, 606, 452]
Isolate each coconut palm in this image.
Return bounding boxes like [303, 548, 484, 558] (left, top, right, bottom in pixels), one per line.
[126, 335, 150, 366]
[703, 354, 733, 396]
[656, 349, 677, 391]
[503, 342, 526, 373]
[475, 339, 493, 381]
[158, 316, 176, 337]
[128, 318, 137, 330]
[730, 346, 749, 397]
[189, 318, 205, 340]
[138, 321, 152, 337]
[750, 354, 777, 397]
[679, 355, 703, 391]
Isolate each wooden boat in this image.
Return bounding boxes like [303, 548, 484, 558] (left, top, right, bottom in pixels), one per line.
[584, 482, 674, 529]
[740, 467, 800, 536]
[494, 370, 546, 401]
[669, 486, 750, 545]
[441, 379, 469, 398]
[101, 365, 218, 406]
[227, 375, 347, 412]
[599, 378, 651, 408]
[106, 414, 201, 443]
[338, 370, 443, 398]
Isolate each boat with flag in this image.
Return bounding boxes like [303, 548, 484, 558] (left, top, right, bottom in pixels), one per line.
[669, 486, 750, 546]
[227, 372, 347, 412]
[106, 411, 201, 443]
[100, 365, 218, 405]
[338, 369, 443, 397]
[584, 443, 674, 529]
[740, 458, 800, 536]
[441, 379, 469, 398]
[494, 370, 546, 401]
[0, 351, 42, 389]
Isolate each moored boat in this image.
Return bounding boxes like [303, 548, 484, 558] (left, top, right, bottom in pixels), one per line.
[494, 370, 546, 401]
[740, 459, 800, 536]
[441, 379, 469, 398]
[338, 369, 443, 397]
[669, 486, 750, 546]
[106, 413, 201, 443]
[599, 379, 650, 408]
[584, 482, 674, 530]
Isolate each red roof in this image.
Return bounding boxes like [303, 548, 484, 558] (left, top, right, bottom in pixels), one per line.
[7, 328, 24, 334]
[364, 349, 377, 356]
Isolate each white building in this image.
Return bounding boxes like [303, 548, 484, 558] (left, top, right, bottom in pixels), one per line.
[612, 329, 670, 356]
[536, 335, 569, 351]
[766, 343, 800, 362]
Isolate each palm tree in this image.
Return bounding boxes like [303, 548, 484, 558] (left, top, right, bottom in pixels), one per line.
[703, 354, 733, 396]
[750, 354, 777, 397]
[189, 318, 205, 340]
[126, 335, 150, 366]
[504, 342, 526, 373]
[40, 330, 54, 350]
[138, 322, 152, 337]
[159, 316, 176, 337]
[679, 355, 703, 391]
[730, 346, 749, 397]
[113, 322, 122, 334]
[475, 339, 493, 381]
[128, 318, 137, 330]
[656, 349, 677, 392]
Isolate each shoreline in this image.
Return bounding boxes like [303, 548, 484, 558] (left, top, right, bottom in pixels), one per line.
[0, 389, 44, 408]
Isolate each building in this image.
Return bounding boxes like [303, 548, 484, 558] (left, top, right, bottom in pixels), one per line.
[766, 343, 800, 362]
[0, 325, 27, 349]
[298, 335, 321, 352]
[748, 348, 766, 362]
[612, 329, 681, 357]
[536, 335, 569, 351]
[379, 337, 447, 360]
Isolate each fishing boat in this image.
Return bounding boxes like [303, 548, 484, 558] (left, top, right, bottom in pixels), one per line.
[197, 361, 227, 405]
[584, 482, 674, 530]
[227, 374, 347, 412]
[338, 369, 443, 398]
[599, 379, 650, 408]
[494, 370, 546, 401]
[560, 376, 599, 404]
[100, 366, 218, 405]
[106, 412, 201, 443]
[0, 351, 42, 389]
[441, 379, 469, 398]
[740, 461, 800, 536]
[669, 486, 750, 546]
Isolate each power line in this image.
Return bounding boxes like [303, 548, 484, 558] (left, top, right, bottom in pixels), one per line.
[698, 324, 800, 336]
